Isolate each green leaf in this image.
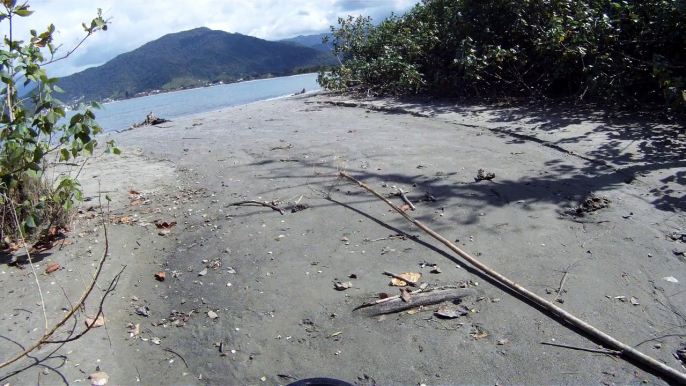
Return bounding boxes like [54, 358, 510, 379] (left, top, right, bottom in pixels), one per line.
[113, 147, 121, 155]
[14, 9, 33, 17]
[53, 84, 64, 93]
[59, 148, 70, 161]
[25, 214, 37, 228]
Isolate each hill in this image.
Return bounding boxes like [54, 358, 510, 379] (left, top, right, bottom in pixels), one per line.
[57, 27, 336, 102]
[278, 33, 333, 52]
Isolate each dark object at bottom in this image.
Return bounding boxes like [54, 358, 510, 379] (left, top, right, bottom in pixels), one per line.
[287, 378, 354, 386]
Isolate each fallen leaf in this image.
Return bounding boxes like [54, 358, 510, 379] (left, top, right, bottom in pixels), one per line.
[45, 263, 60, 274]
[435, 303, 468, 319]
[400, 204, 411, 212]
[663, 276, 679, 283]
[158, 229, 171, 236]
[208, 310, 219, 319]
[86, 213, 97, 219]
[471, 332, 489, 340]
[497, 338, 510, 345]
[155, 271, 166, 281]
[406, 308, 420, 315]
[390, 272, 421, 286]
[129, 190, 140, 195]
[328, 331, 343, 338]
[154, 221, 177, 229]
[198, 268, 208, 276]
[130, 200, 142, 206]
[630, 296, 640, 305]
[128, 323, 140, 338]
[89, 371, 109, 386]
[119, 216, 132, 223]
[400, 288, 411, 302]
[85, 315, 105, 328]
[334, 281, 353, 291]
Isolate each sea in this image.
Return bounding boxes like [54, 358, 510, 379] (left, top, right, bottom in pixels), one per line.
[74, 73, 320, 134]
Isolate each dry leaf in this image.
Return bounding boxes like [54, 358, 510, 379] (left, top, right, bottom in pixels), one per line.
[155, 221, 177, 229]
[129, 190, 140, 195]
[155, 271, 166, 281]
[89, 371, 109, 386]
[400, 204, 411, 212]
[400, 288, 411, 302]
[85, 315, 105, 328]
[129, 323, 140, 338]
[208, 310, 219, 319]
[406, 308, 420, 315]
[86, 213, 97, 219]
[329, 331, 343, 338]
[158, 229, 171, 236]
[130, 200, 142, 206]
[119, 216, 131, 223]
[471, 332, 489, 340]
[390, 272, 421, 286]
[45, 263, 60, 274]
[435, 303, 467, 319]
[630, 296, 640, 305]
[497, 338, 510, 345]
[334, 281, 353, 291]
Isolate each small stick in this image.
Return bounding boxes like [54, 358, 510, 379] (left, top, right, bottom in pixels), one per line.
[554, 271, 569, 302]
[270, 144, 292, 150]
[181, 137, 202, 140]
[398, 188, 415, 211]
[227, 200, 284, 215]
[541, 342, 622, 356]
[363, 288, 477, 315]
[164, 348, 189, 368]
[382, 271, 418, 286]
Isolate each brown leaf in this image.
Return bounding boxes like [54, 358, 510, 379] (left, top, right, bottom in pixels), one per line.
[471, 332, 489, 340]
[155, 221, 177, 229]
[85, 315, 105, 328]
[400, 288, 411, 302]
[400, 204, 411, 212]
[130, 200, 142, 206]
[129, 189, 140, 195]
[45, 263, 60, 274]
[390, 272, 421, 286]
[406, 308, 420, 315]
[119, 216, 132, 223]
[86, 213, 97, 219]
[155, 271, 166, 281]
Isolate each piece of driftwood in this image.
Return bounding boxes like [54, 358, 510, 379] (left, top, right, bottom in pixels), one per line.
[338, 171, 686, 384]
[361, 288, 477, 315]
[227, 200, 284, 215]
[398, 188, 416, 211]
[383, 270, 418, 286]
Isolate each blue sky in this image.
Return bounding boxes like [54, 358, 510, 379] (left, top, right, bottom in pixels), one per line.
[2, 0, 418, 77]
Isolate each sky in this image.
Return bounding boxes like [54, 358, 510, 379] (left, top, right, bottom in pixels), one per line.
[2, 0, 418, 77]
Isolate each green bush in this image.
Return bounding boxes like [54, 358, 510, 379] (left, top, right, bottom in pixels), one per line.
[0, 0, 119, 240]
[319, 0, 686, 112]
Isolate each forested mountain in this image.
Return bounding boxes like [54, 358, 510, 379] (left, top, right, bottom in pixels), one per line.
[57, 27, 336, 102]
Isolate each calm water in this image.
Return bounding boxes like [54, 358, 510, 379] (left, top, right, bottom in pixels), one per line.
[76, 73, 320, 134]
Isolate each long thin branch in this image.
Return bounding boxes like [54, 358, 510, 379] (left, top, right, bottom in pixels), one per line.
[0, 206, 111, 369]
[338, 171, 686, 385]
[226, 200, 284, 215]
[5, 194, 48, 334]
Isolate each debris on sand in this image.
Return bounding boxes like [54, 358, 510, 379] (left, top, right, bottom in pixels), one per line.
[474, 169, 495, 182]
[128, 112, 171, 130]
[575, 195, 611, 214]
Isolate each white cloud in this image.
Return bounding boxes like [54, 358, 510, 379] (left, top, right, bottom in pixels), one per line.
[1, 0, 418, 77]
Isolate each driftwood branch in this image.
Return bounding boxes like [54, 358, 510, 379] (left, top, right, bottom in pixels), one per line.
[361, 288, 477, 315]
[227, 200, 285, 215]
[338, 171, 686, 385]
[382, 270, 418, 287]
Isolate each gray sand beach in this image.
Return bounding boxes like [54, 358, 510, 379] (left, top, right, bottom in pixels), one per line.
[1, 92, 685, 385]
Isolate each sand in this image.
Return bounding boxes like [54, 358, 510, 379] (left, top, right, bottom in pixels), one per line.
[1, 92, 685, 385]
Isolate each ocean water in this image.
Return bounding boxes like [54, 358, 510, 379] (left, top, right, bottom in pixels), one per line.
[74, 73, 320, 134]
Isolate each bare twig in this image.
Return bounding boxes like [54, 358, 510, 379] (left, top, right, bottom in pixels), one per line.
[362, 288, 477, 315]
[382, 270, 418, 286]
[338, 171, 686, 384]
[164, 348, 189, 368]
[398, 188, 415, 211]
[4, 194, 49, 335]
[226, 200, 284, 215]
[541, 341, 622, 356]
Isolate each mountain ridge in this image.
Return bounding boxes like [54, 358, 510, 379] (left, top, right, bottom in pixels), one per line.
[56, 27, 335, 102]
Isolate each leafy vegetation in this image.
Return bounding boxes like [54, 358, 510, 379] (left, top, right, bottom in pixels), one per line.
[0, 0, 118, 241]
[57, 28, 337, 102]
[319, 0, 686, 113]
